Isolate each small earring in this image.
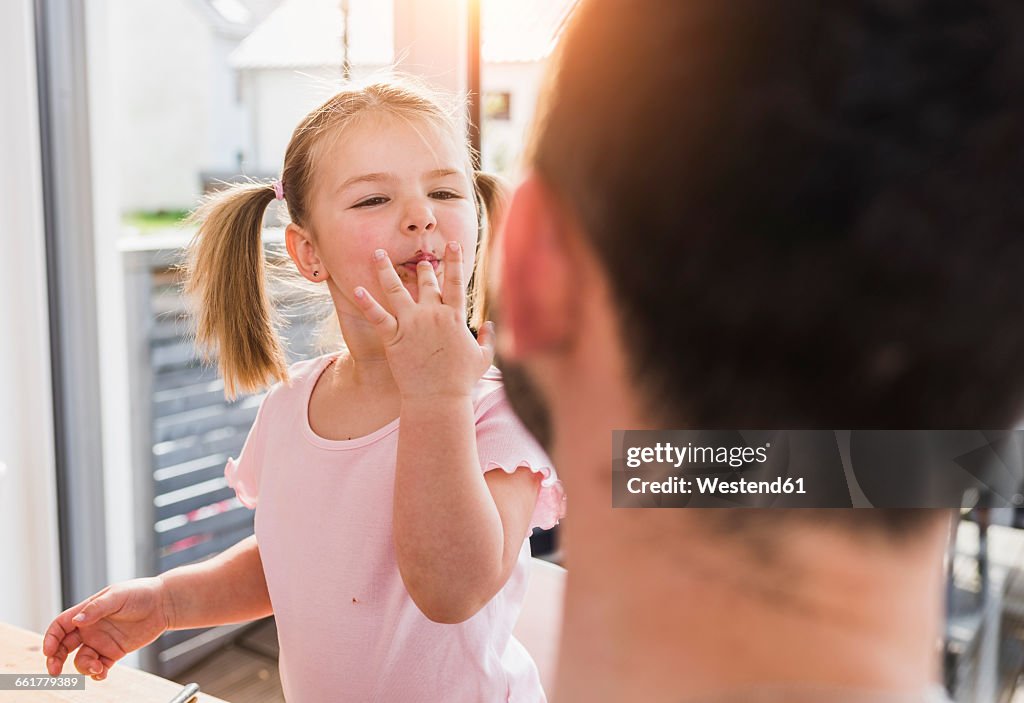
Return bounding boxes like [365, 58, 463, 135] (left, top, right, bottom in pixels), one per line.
[313, 270, 319, 278]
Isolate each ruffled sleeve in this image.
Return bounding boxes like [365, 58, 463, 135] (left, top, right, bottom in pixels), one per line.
[476, 387, 566, 532]
[224, 395, 270, 510]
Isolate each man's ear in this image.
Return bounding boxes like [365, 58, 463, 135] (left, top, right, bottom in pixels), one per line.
[497, 174, 576, 360]
[285, 223, 325, 282]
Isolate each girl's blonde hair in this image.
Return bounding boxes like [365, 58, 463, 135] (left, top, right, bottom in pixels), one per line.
[184, 81, 507, 399]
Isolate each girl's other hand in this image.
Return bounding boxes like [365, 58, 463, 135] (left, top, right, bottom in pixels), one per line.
[41, 577, 172, 681]
[354, 241, 494, 400]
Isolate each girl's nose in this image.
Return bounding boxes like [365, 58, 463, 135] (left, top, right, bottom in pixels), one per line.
[402, 202, 437, 233]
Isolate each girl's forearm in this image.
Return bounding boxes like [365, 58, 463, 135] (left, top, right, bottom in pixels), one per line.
[160, 534, 273, 630]
[393, 396, 506, 623]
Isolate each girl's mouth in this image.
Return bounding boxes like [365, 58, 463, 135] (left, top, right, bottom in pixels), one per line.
[401, 260, 441, 275]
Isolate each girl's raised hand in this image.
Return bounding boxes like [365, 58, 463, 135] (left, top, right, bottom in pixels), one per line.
[354, 240, 494, 400]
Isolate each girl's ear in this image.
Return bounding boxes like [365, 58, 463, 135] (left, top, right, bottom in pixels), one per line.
[497, 174, 577, 360]
[285, 223, 326, 282]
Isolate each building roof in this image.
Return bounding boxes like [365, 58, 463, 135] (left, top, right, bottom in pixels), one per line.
[229, 0, 576, 70]
[189, 0, 280, 38]
[230, 0, 393, 69]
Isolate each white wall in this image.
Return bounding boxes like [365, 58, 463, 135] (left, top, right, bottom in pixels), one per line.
[247, 66, 337, 174]
[0, 0, 63, 633]
[207, 34, 250, 174]
[109, 0, 213, 211]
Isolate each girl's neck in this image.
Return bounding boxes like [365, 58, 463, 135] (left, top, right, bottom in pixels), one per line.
[329, 351, 396, 393]
[333, 309, 398, 393]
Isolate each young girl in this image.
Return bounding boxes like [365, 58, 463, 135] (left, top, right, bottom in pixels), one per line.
[42, 82, 565, 702]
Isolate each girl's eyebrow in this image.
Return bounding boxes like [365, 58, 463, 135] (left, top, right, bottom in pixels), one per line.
[338, 168, 462, 194]
[338, 172, 390, 193]
[426, 168, 461, 179]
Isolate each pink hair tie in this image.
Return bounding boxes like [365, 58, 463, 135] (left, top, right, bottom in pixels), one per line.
[271, 179, 285, 201]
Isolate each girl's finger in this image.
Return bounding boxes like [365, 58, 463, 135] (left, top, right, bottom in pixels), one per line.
[354, 287, 399, 342]
[72, 591, 120, 626]
[372, 249, 414, 314]
[74, 645, 106, 678]
[440, 240, 466, 315]
[44, 586, 110, 655]
[43, 621, 73, 658]
[90, 653, 116, 681]
[85, 652, 116, 681]
[73, 631, 124, 676]
[416, 259, 442, 304]
[478, 321, 496, 369]
[45, 629, 83, 676]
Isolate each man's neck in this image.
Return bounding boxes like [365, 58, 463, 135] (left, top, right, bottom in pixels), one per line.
[550, 443, 948, 702]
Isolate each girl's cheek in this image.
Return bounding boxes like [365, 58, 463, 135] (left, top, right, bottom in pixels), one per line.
[351, 225, 389, 254]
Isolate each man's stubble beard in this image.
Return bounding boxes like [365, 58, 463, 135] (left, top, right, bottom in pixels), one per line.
[495, 354, 554, 456]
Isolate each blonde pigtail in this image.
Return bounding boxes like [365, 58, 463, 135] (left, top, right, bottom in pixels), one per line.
[184, 183, 290, 399]
[469, 171, 512, 331]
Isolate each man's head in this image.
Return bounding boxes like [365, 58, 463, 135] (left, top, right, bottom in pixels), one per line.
[498, 0, 1024, 534]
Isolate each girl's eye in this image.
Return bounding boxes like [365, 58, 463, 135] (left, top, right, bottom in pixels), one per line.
[353, 196, 389, 208]
[430, 191, 461, 200]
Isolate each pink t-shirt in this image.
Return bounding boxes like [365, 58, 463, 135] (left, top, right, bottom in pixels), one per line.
[224, 353, 565, 702]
